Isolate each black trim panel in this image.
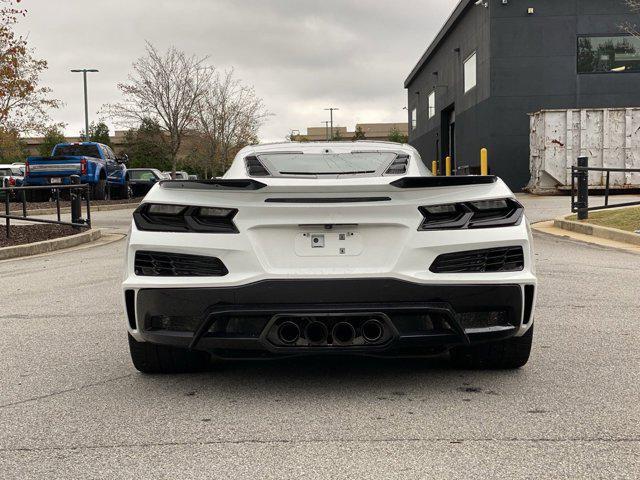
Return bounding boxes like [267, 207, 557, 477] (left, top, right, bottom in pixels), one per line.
[391, 176, 498, 189]
[265, 197, 392, 203]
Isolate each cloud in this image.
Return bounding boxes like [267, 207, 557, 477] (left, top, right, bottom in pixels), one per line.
[17, 0, 458, 141]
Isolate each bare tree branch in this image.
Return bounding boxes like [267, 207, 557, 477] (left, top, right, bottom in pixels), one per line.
[102, 42, 213, 175]
[621, 0, 640, 37]
[194, 69, 272, 175]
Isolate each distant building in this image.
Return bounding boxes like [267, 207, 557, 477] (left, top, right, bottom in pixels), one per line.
[405, 0, 640, 190]
[293, 123, 408, 142]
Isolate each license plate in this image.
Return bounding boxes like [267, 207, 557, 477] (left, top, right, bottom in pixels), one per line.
[295, 231, 363, 257]
[50, 178, 62, 184]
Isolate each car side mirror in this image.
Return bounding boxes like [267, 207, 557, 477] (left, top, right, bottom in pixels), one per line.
[117, 154, 129, 163]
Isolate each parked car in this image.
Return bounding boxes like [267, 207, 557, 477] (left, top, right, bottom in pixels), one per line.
[127, 168, 166, 197]
[123, 141, 537, 373]
[188, 174, 198, 180]
[162, 170, 190, 180]
[23, 142, 130, 201]
[0, 164, 25, 201]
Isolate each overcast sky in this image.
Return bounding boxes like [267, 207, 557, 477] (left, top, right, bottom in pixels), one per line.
[17, 0, 458, 141]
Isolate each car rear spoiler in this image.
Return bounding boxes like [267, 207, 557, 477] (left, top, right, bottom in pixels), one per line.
[390, 176, 497, 188]
[160, 179, 267, 190]
[157, 176, 498, 193]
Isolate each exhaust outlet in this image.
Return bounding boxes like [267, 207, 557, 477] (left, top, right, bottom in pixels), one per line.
[278, 321, 300, 344]
[361, 319, 384, 343]
[305, 321, 328, 345]
[332, 322, 356, 346]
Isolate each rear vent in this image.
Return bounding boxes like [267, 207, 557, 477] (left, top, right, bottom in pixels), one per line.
[245, 156, 270, 177]
[135, 251, 229, 277]
[384, 155, 409, 175]
[124, 290, 136, 329]
[430, 247, 524, 273]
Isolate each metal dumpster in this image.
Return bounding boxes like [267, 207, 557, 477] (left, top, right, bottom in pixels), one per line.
[528, 108, 640, 193]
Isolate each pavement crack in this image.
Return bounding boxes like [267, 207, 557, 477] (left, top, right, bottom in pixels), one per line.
[0, 437, 638, 453]
[0, 374, 133, 410]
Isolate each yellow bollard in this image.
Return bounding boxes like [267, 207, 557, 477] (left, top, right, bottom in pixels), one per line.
[432, 160, 438, 175]
[445, 156, 452, 176]
[480, 148, 488, 176]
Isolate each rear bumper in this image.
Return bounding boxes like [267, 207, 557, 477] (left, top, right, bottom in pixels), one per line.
[125, 279, 535, 358]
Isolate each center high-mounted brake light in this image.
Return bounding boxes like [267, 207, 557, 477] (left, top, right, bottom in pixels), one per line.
[133, 203, 239, 233]
[418, 198, 523, 231]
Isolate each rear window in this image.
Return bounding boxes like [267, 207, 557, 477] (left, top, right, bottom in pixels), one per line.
[0, 168, 12, 176]
[130, 170, 157, 181]
[53, 144, 101, 158]
[256, 152, 398, 176]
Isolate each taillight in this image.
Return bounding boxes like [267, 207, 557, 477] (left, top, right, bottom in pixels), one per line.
[418, 198, 524, 231]
[25, 161, 30, 175]
[80, 158, 87, 175]
[133, 203, 239, 233]
[8, 177, 16, 186]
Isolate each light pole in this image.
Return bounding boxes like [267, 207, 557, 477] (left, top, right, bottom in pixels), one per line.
[324, 107, 339, 140]
[71, 69, 99, 141]
[322, 121, 330, 141]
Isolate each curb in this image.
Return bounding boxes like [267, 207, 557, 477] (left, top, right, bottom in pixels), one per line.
[8, 202, 138, 217]
[0, 228, 103, 261]
[553, 216, 640, 246]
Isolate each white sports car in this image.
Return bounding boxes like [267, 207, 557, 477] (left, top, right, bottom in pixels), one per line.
[123, 141, 536, 373]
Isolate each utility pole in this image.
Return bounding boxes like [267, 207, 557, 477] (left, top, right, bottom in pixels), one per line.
[324, 107, 339, 141]
[322, 121, 330, 141]
[71, 69, 99, 141]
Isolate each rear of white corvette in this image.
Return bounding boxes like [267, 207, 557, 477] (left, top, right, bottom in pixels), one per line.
[122, 143, 536, 373]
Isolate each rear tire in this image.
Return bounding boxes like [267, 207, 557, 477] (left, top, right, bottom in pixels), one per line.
[91, 178, 107, 200]
[450, 325, 534, 370]
[116, 180, 132, 200]
[128, 334, 211, 374]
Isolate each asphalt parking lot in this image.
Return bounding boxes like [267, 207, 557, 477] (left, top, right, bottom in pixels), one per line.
[0, 197, 638, 479]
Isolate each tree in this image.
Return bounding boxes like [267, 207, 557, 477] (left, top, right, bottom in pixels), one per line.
[123, 118, 172, 171]
[332, 128, 343, 141]
[103, 42, 212, 176]
[39, 125, 66, 156]
[352, 126, 366, 141]
[388, 127, 409, 144]
[194, 69, 271, 175]
[80, 121, 111, 145]
[0, 127, 25, 163]
[0, 0, 61, 134]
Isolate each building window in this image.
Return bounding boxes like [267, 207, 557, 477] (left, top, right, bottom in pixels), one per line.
[428, 91, 436, 119]
[464, 52, 477, 93]
[578, 35, 640, 73]
[411, 107, 417, 130]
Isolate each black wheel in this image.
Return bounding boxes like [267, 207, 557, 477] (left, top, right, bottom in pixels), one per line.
[26, 189, 50, 202]
[116, 180, 132, 200]
[128, 334, 211, 374]
[91, 178, 107, 200]
[450, 325, 534, 370]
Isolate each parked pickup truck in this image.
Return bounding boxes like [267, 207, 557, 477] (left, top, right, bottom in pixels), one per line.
[23, 142, 130, 201]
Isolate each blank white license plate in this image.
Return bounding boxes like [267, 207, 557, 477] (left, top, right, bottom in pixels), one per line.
[50, 178, 62, 184]
[294, 231, 363, 257]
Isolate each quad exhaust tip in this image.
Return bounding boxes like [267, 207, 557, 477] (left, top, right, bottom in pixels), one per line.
[332, 321, 356, 346]
[305, 321, 329, 345]
[361, 319, 384, 343]
[278, 321, 301, 344]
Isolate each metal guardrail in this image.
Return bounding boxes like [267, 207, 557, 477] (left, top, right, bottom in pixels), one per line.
[0, 174, 91, 239]
[571, 156, 640, 220]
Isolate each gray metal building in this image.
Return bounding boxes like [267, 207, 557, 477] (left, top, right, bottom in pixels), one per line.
[405, 0, 640, 190]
